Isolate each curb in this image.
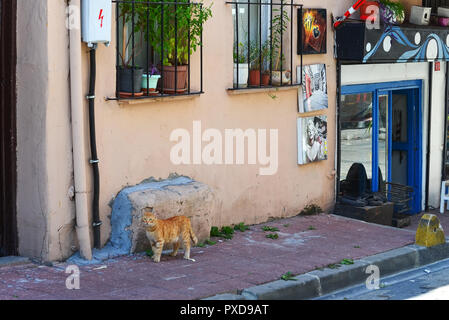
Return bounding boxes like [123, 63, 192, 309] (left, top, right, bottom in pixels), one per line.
[203, 240, 449, 300]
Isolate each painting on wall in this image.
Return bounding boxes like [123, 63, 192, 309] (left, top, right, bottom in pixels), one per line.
[298, 64, 328, 113]
[299, 8, 327, 55]
[297, 115, 328, 165]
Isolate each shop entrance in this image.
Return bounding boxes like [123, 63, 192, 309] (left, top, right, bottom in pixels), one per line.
[0, 0, 18, 256]
[339, 81, 422, 214]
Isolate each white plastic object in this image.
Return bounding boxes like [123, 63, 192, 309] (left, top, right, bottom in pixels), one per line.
[82, 0, 112, 47]
[409, 6, 431, 26]
[440, 180, 449, 214]
[438, 7, 449, 18]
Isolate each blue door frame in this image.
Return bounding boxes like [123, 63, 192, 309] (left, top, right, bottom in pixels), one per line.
[341, 80, 423, 214]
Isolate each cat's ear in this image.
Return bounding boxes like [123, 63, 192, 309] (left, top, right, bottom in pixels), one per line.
[143, 207, 154, 215]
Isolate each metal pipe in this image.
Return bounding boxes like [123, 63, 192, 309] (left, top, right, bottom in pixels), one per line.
[68, 0, 92, 260]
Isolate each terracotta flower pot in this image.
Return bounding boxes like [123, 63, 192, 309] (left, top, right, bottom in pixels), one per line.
[261, 73, 270, 86]
[160, 65, 188, 94]
[249, 70, 261, 86]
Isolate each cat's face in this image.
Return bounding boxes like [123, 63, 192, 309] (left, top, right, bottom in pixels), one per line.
[142, 211, 157, 226]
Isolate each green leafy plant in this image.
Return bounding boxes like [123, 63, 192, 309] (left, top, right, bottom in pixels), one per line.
[210, 226, 235, 239]
[131, 0, 213, 66]
[234, 222, 250, 232]
[233, 41, 247, 64]
[340, 258, 354, 265]
[283, 224, 290, 228]
[281, 271, 297, 281]
[249, 40, 271, 71]
[300, 204, 323, 216]
[308, 225, 316, 231]
[270, 2, 290, 71]
[145, 249, 154, 257]
[118, 0, 148, 68]
[266, 233, 279, 240]
[205, 239, 217, 246]
[262, 226, 279, 232]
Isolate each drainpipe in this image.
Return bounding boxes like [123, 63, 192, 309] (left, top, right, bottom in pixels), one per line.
[69, 0, 92, 260]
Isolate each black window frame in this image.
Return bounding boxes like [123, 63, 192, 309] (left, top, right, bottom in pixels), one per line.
[226, 0, 303, 91]
[110, 0, 206, 101]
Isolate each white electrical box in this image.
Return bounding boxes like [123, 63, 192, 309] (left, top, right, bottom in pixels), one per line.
[82, 0, 112, 47]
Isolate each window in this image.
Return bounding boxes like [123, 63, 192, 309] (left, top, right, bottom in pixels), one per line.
[340, 92, 374, 183]
[112, 0, 212, 100]
[227, 0, 302, 90]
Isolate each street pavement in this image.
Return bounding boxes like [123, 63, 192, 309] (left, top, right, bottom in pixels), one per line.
[317, 258, 449, 300]
[0, 213, 417, 300]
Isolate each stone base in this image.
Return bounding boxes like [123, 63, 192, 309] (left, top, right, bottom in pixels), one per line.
[334, 202, 394, 226]
[109, 175, 216, 254]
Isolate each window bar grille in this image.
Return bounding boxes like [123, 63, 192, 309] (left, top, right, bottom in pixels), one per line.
[188, 0, 191, 94]
[280, 1, 283, 86]
[290, 0, 293, 85]
[109, 1, 210, 100]
[227, 1, 302, 90]
[201, 3, 204, 93]
[259, 1, 262, 87]
[132, 0, 135, 97]
[161, 1, 165, 95]
[146, 2, 150, 96]
[175, 1, 178, 94]
[248, 1, 251, 87]
[116, 2, 120, 98]
[235, 2, 240, 89]
[270, 0, 273, 86]
[299, 6, 302, 85]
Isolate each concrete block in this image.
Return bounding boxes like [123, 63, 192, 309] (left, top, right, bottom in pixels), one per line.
[241, 274, 320, 300]
[109, 175, 217, 254]
[358, 246, 418, 277]
[308, 260, 370, 295]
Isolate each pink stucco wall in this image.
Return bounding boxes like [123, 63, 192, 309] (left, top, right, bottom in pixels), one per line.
[16, 0, 422, 261]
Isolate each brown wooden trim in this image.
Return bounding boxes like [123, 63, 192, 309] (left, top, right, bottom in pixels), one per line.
[0, 0, 18, 256]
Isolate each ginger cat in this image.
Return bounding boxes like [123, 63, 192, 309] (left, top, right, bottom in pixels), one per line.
[142, 210, 198, 263]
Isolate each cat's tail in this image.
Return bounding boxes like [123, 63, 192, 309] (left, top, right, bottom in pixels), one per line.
[189, 223, 198, 245]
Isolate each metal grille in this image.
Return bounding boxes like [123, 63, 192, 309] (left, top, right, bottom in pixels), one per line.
[112, 0, 207, 100]
[226, 0, 303, 90]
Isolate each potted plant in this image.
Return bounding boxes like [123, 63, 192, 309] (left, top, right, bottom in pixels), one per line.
[117, 1, 147, 94]
[142, 65, 161, 94]
[270, 3, 291, 86]
[379, 0, 405, 25]
[234, 41, 249, 88]
[145, 0, 212, 94]
[249, 40, 271, 87]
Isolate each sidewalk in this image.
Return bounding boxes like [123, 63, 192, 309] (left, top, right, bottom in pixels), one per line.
[0, 212, 445, 300]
